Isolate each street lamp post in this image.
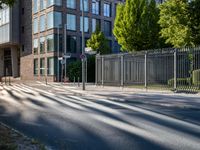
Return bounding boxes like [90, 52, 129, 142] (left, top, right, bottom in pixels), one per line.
[64, 24, 67, 82]
[57, 25, 61, 82]
[81, 0, 86, 90]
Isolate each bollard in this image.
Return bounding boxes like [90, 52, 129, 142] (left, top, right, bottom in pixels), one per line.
[78, 77, 80, 87]
[9, 76, 11, 86]
[45, 76, 48, 85]
[74, 77, 75, 85]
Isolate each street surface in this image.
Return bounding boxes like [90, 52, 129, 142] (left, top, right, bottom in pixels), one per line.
[0, 82, 200, 150]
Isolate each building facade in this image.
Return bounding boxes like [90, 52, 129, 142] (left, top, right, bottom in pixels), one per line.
[0, 0, 124, 81]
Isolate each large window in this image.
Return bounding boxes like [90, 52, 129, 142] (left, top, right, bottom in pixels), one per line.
[67, 0, 76, 9]
[33, 39, 38, 54]
[47, 11, 62, 29]
[47, 57, 55, 75]
[0, 7, 9, 26]
[40, 15, 45, 32]
[47, 34, 55, 52]
[80, 0, 89, 12]
[104, 20, 111, 36]
[67, 14, 76, 31]
[47, 0, 61, 7]
[92, 18, 100, 32]
[80, 16, 89, 33]
[34, 59, 38, 75]
[40, 37, 45, 54]
[33, 0, 38, 13]
[40, 0, 46, 10]
[40, 58, 45, 75]
[104, 3, 111, 17]
[33, 18, 38, 34]
[92, 0, 100, 15]
[67, 36, 77, 53]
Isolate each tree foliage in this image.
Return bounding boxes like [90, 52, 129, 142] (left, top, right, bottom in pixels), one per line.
[189, 0, 200, 46]
[86, 27, 111, 54]
[158, 0, 193, 48]
[113, 0, 162, 52]
[0, 0, 15, 7]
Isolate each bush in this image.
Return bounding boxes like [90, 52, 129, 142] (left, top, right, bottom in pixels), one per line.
[192, 69, 200, 86]
[67, 60, 82, 82]
[168, 78, 190, 86]
[67, 56, 96, 82]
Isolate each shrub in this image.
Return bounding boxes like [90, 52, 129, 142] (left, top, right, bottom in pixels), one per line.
[192, 69, 200, 86]
[168, 78, 190, 87]
[67, 56, 96, 82]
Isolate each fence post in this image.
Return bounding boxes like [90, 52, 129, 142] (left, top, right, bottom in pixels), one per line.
[174, 49, 177, 91]
[102, 56, 104, 86]
[144, 51, 147, 89]
[95, 55, 97, 86]
[121, 54, 124, 87]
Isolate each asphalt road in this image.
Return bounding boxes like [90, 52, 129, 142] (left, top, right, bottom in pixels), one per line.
[0, 83, 200, 150]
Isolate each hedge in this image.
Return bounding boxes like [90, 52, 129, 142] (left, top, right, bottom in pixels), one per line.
[192, 69, 200, 86]
[168, 78, 190, 87]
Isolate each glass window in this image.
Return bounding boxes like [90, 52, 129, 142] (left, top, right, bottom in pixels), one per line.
[47, 0, 61, 7]
[92, 0, 100, 15]
[67, 0, 76, 9]
[40, 15, 45, 32]
[67, 36, 77, 53]
[33, 39, 38, 54]
[40, 37, 45, 54]
[33, 18, 38, 34]
[80, 0, 89, 12]
[104, 3, 111, 17]
[67, 14, 76, 31]
[80, 16, 89, 33]
[104, 20, 111, 36]
[40, 0, 46, 10]
[47, 11, 62, 29]
[34, 59, 38, 75]
[92, 18, 100, 32]
[47, 34, 55, 52]
[33, 0, 38, 13]
[47, 57, 55, 75]
[54, 12, 62, 28]
[0, 7, 10, 26]
[40, 58, 45, 75]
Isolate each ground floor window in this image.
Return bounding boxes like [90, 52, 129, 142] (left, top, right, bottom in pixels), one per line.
[47, 57, 55, 75]
[34, 59, 38, 75]
[40, 58, 45, 75]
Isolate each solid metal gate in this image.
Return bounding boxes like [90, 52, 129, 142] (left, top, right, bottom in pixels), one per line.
[96, 47, 200, 92]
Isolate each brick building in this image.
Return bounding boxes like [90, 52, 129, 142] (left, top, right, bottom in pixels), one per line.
[0, 0, 124, 81]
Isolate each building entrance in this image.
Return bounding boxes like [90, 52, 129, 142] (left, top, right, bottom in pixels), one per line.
[4, 48, 12, 76]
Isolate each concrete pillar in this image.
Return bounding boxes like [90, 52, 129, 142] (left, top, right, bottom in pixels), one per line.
[11, 47, 19, 78]
[0, 49, 4, 77]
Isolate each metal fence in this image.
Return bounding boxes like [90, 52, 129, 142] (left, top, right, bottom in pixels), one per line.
[96, 47, 200, 92]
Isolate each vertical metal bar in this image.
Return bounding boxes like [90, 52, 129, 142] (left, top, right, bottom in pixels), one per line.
[174, 49, 177, 91]
[82, 0, 86, 90]
[86, 58, 87, 84]
[57, 27, 60, 82]
[102, 56, 104, 86]
[64, 24, 67, 82]
[145, 51, 147, 89]
[121, 54, 124, 87]
[95, 55, 98, 85]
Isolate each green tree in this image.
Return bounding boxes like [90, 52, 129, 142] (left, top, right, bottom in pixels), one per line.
[0, 0, 15, 7]
[113, 0, 161, 52]
[158, 0, 193, 48]
[86, 27, 111, 54]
